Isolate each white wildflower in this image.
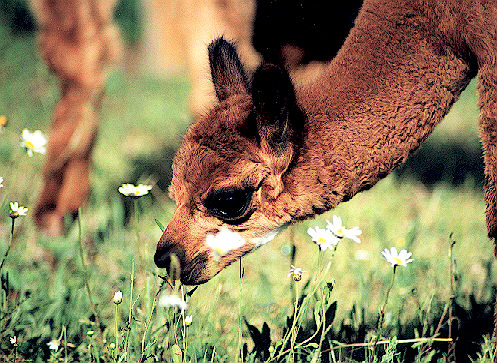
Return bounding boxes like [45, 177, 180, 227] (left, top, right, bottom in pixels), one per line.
[307, 226, 339, 250]
[381, 247, 414, 268]
[288, 265, 305, 281]
[326, 215, 362, 243]
[158, 294, 187, 311]
[9, 202, 28, 218]
[47, 340, 59, 351]
[185, 315, 193, 326]
[118, 183, 152, 197]
[21, 129, 47, 157]
[113, 291, 123, 305]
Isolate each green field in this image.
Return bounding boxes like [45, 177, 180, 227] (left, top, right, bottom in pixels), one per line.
[0, 20, 496, 362]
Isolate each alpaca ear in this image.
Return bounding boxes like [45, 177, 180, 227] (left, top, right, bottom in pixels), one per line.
[251, 63, 303, 199]
[252, 63, 300, 151]
[208, 37, 249, 102]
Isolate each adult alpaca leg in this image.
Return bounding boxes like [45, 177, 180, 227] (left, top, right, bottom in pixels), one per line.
[30, 0, 120, 235]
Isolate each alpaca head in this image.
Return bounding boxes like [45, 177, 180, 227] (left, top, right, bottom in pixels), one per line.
[154, 38, 305, 285]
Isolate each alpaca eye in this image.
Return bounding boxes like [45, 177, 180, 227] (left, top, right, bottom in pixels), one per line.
[204, 188, 253, 221]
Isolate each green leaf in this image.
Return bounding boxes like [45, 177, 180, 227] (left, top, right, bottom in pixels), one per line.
[325, 301, 337, 326]
[155, 219, 166, 232]
[314, 308, 321, 327]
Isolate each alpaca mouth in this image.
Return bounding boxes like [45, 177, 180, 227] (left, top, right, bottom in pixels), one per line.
[180, 252, 210, 285]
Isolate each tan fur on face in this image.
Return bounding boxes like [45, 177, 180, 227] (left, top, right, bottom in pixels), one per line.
[161, 93, 293, 283]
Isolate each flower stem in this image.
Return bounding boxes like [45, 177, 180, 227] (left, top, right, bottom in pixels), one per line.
[372, 265, 397, 357]
[124, 259, 135, 357]
[289, 283, 299, 361]
[63, 325, 67, 363]
[180, 285, 188, 358]
[115, 304, 120, 361]
[0, 218, 15, 273]
[134, 199, 141, 262]
[139, 287, 161, 363]
[13, 343, 17, 363]
[448, 237, 456, 359]
[77, 209, 102, 335]
[237, 259, 243, 362]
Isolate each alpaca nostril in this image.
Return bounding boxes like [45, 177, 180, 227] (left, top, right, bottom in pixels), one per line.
[154, 250, 171, 269]
[154, 243, 186, 281]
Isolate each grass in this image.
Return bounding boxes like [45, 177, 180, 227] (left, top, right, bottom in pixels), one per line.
[0, 23, 496, 362]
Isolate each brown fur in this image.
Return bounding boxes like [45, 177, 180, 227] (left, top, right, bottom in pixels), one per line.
[30, 0, 120, 235]
[155, 0, 497, 292]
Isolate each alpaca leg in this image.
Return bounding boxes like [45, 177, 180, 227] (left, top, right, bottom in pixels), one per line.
[34, 88, 99, 235]
[30, 0, 120, 234]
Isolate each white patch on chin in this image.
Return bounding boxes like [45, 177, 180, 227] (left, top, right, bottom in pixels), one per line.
[251, 224, 288, 246]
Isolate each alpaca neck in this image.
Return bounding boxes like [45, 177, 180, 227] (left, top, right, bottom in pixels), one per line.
[285, 0, 476, 220]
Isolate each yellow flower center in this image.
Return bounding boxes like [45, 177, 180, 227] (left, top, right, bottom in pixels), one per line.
[25, 141, 34, 150]
[317, 237, 327, 245]
[292, 273, 302, 281]
[335, 227, 345, 237]
[11, 211, 18, 216]
[393, 257, 403, 265]
[214, 248, 225, 256]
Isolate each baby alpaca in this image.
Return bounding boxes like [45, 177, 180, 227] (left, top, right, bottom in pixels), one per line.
[155, 0, 497, 290]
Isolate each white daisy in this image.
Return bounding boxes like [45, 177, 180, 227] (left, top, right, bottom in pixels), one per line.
[113, 291, 123, 305]
[9, 202, 28, 218]
[47, 340, 59, 351]
[10, 336, 17, 345]
[288, 265, 305, 281]
[185, 315, 193, 326]
[381, 247, 414, 267]
[307, 226, 339, 250]
[0, 177, 3, 189]
[21, 129, 47, 157]
[158, 294, 187, 311]
[118, 183, 152, 197]
[326, 215, 362, 243]
[205, 227, 245, 260]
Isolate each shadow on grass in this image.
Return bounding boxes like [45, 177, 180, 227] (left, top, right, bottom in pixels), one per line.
[244, 289, 495, 362]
